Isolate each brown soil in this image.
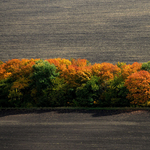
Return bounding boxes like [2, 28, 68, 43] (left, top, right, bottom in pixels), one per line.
[0, 0, 150, 65]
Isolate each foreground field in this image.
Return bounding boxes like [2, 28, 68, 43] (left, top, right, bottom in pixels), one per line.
[0, 109, 150, 150]
[0, 0, 150, 65]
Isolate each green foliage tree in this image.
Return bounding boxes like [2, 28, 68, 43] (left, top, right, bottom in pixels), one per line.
[103, 76, 130, 107]
[0, 77, 33, 108]
[42, 77, 70, 107]
[0, 60, 3, 65]
[141, 61, 150, 72]
[116, 62, 126, 69]
[29, 60, 59, 107]
[0, 78, 12, 107]
[74, 76, 103, 107]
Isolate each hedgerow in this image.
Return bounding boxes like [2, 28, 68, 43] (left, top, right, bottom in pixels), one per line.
[0, 58, 150, 107]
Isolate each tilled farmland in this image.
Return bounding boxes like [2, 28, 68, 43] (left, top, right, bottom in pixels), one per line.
[0, 0, 150, 65]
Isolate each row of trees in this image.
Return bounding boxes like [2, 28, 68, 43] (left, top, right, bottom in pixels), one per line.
[0, 58, 150, 107]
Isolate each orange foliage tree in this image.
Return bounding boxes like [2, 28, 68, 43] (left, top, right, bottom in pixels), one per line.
[62, 65, 92, 87]
[91, 62, 121, 81]
[0, 58, 40, 80]
[70, 58, 91, 67]
[124, 70, 150, 106]
[0, 59, 40, 103]
[60, 59, 92, 88]
[46, 58, 71, 76]
[121, 62, 142, 80]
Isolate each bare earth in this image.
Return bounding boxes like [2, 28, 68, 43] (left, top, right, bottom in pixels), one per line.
[0, 0, 150, 65]
[0, 109, 150, 150]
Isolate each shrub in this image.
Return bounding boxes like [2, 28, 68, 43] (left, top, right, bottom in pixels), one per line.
[124, 70, 150, 106]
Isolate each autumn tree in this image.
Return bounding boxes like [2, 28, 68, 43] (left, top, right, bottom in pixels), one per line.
[124, 70, 150, 106]
[121, 62, 142, 80]
[91, 62, 121, 81]
[61, 59, 92, 88]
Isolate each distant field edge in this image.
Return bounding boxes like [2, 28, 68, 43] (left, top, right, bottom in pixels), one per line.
[0, 107, 150, 111]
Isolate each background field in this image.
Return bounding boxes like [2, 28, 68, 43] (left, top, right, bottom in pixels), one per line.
[0, 0, 150, 65]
